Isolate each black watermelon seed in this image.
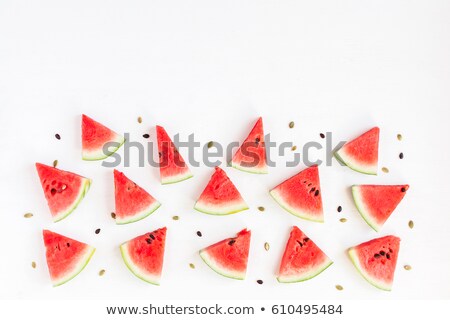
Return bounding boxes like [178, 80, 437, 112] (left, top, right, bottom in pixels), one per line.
[66, 243, 70, 247]
[399, 152, 404, 159]
[386, 253, 391, 259]
[314, 190, 320, 196]
[320, 133, 325, 139]
[389, 248, 393, 253]
[158, 152, 162, 157]
[257, 280, 263, 284]
[380, 250, 385, 256]
[143, 134, 150, 138]
[196, 231, 202, 237]
[337, 206, 342, 212]
[228, 239, 236, 246]
[146, 238, 152, 244]
[255, 137, 260, 144]
[50, 188, 57, 195]
[55, 133, 61, 140]
[401, 187, 406, 192]
[310, 187, 316, 193]
[95, 228, 101, 234]
[304, 238, 310, 242]
[374, 253, 381, 258]
[150, 234, 155, 240]
[296, 240, 303, 247]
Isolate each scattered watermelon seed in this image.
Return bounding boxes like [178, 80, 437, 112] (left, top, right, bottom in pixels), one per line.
[137, 116, 142, 123]
[408, 220, 414, 229]
[257, 280, 263, 285]
[52, 160, 58, 168]
[397, 134, 403, 141]
[143, 134, 150, 138]
[228, 239, 236, 246]
[24, 213, 33, 218]
[258, 206, 265, 212]
[55, 133, 61, 140]
[99, 269, 106, 276]
[401, 187, 406, 192]
[374, 253, 380, 258]
[320, 133, 325, 139]
[31, 261, 36, 269]
[172, 215, 179, 220]
[207, 141, 214, 148]
[382, 167, 389, 173]
[386, 253, 391, 259]
[111, 212, 116, 219]
[150, 234, 155, 240]
[399, 152, 404, 159]
[335, 285, 344, 291]
[339, 218, 347, 223]
[404, 265, 412, 271]
[196, 231, 202, 237]
[314, 190, 320, 197]
[291, 145, 297, 151]
[146, 238, 152, 244]
[189, 263, 195, 269]
[289, 121, 295, 128]
[95, 228, 101, 235]
[337, 206, 342, 212]
[264, 242, 270, 251]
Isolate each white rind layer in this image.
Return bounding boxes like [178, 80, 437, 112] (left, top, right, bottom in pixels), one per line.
[82, 134, 125, 161]
[116, 201, 161, 225]
[335, 149, 377, 175]
[53, 178, 91, 222]
[269, 189, 323, 223]
[199, 249, 246, 280]
[231, 161, 268, 174]
[52, 246, 95, 287]
[120, 243, 161, 285]
[194, 200, 249, 215]
[351, 186, 381, 232]
[348, 248, 392, 291]
[277, 258, 333, 283]
[161, 170, 193, 185]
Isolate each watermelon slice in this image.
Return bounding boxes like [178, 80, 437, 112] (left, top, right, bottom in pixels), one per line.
[231, 117, 268, 174]
[199, 229, 251, 280]
[335, 127, 379, 175]
[82, 114, 125, 161]
[120, 227, 167, 285]
[194, 167, 248, 215]
[156, 125, 193, 184]
[114, 170, 161, 224]
[43, 230, 95, 286]
[269, 166, 324, 222]
[352, 185, 409, 232]
[348, 235, 400, 291]
[277, 226, 333, 283]
[36, 163, 91, 222]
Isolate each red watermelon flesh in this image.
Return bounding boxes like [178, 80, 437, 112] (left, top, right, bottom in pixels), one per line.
[348, 235, 400, 291]
[199, 229, 251, 280]
[270, 166, 324, 222]
[335, 127, 379, 175]
[352, 185, 409, 232]
[36, 163, 91, 222]
[156, 125, 193, 184]
[120, 227, 167, 285]
[114, 170, 161, 224]
[43, 230, 95, 286]
[194, 167, 248, 215]
[231, 117, 268, 174]
[82, 114, 125, 161]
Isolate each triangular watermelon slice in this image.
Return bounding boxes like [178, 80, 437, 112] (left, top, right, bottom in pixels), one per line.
[82, 114, 125, 161]
[334, 127, 379, 175]
[231, 117, 268, 174]
[194, 167, 248, 215]
[352, 185, 409, 232]
[269, 166, 324, 222]
[120, 227, 167, 285]
[199, 229, 251, 280]
[277, 226, 333, 283]
[36, 163, 91, 222]
[348, 235, 400, 291]
[43, 230, 95, 286]
[156, 125, 193, 184]
[114, 170, 161, 224]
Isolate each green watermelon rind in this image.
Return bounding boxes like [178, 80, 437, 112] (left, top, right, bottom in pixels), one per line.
[82, 134, 125, 161]
[161, 171, 193, 185]
[116, 201, 162, 225]
[269, 189, 324, 223]
[348, 247, 392, 291]
[351, 186, 381, 232]
[334, 149, 377, 175]
[194, 200, 249, 216]
[276, 259, 333, 283]
[199, 249, 246, 280]
[230, 161, 268, 175]
[53, 179, 91, 223]
[52, 246, 96, 287]
[120, 243, 161, 286]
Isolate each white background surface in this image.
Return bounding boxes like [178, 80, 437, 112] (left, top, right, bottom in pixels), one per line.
[0, 0, 449, 301]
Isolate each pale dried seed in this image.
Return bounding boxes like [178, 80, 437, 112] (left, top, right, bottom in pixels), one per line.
[24, 213, 33, 218]
[339, 218, 347, 223]
[111, 212, 116, 219]
[289, 121, 295, 128]
[99, 269, 106, 276]
[52, 160, 58, 168]
[408, 220, 414, 229]
[382, 167, 389, 173]
[397, 134, 403, 141]
[258, 206, 265, 212]
[189, 263, 195, 269]
[291, 145, 297, 151]
[264, 242, 270, 251]
[172, 215, 180, 221]
[31, 261, 36, 269]
[137, 116, 142, 123]
[335, 285, 344, 291]
[404, 265, 412, 270]
[207, 141, 214, 148]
